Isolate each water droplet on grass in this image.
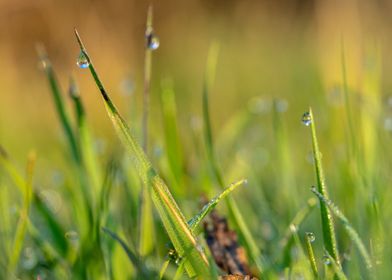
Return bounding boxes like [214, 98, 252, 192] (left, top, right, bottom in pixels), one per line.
[22, 247, 37, 269]
[323, 255, 331, 265]
[65, 230, 79, 242]
[76, 51, 89, 69]
[146, 33, 160, 50]
[306, 232, 316, 243]
[302, 112, 312, 126]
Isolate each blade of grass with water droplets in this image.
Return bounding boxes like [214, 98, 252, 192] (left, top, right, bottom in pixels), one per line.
[188, 179, 247, 231]
[308, 108, 341, 267]
[324, 250, 348, 280]
[304, 232, 319, 278]
[311, 187, 373, 269]
[138, 7, 157, 256]
[74, 29, 210, 278]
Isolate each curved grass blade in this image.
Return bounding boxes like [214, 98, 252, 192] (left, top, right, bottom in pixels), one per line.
[311, 187, 373, 269]
[202, 42, 264, 275]
[308, 108, 340, 267]
[188, 178, 247, 231]
[281, 198, 317, 267]
[102, 227, 157, 278]
[74, 29, 210, 278]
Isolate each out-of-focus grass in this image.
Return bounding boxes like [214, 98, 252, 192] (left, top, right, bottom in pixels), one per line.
[1, 2, 392, 279]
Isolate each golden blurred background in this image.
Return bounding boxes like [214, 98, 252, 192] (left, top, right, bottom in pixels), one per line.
[1, 0, 392, 161]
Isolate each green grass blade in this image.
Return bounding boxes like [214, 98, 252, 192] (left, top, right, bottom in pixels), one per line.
[7, 152, 36, 276]
[74, 29, 210, 278]
[139, 5, 157, 257]
[324, 250, 348, 280]
[69, 77, 102, 194]
[37, 45, 80, 163]
[202, 42, 264, 275]
[102, 227, 156, 278]
[160, 79, 184, 189]
[281, 198, 317, 267]
[188, 178, 247, 231]
[304, 232, 319, 278]
[311, 187, 373, 269]
[307, 108, 340, 267]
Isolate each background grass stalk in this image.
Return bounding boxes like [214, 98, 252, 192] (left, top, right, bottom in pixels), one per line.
[138, 4, 156, 257]
[202, 42, 264, 275]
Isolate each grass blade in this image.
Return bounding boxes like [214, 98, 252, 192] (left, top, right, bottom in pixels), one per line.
[102, 227, 156, 278]
[7, 152, 36, 276]
[74, 29, 210, 278]
[311, 187, 373, 269]
[188, 178, 247, 231]
[304, 232, 319, 278]
[307, 108, 340, 267]
[324, 250, 348, 280]
[69, 77, 102, 195]
[37, 45, 80, 163]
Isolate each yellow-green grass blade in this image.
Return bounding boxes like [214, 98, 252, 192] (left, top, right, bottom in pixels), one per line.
[311, 187, 373, 269]
[202, 42, 264, 275]
[188, 178, 247, 231]
[139, 6, 157, 257]
[308, 108, 340, 267]
[7, 152, 35, 276]
[69, 77, 102, 198]
[0, 149, 69, 257]
[281, 198, 317, 267]
[304, 232, 319, 279]
[324, 250, 348, 280]
[74, 29, 210, 278]
[160, 79, 184, 191]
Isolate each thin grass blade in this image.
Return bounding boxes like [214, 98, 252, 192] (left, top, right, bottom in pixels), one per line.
[188, 178, 247, 231]
[308, 108, 340, 267]
[311, 187, 373, 269]
[202, 42, 264, 275]
[7, 152, 36, 276]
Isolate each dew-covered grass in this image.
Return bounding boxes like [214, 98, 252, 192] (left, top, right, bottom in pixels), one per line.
[1, 5, 392, 280]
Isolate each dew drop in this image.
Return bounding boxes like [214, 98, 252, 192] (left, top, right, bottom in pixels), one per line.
[146, 33, 160, 50]
[323, 255, 331, 265]
[65, 230, 79, 242]
[76, 51, 89, 69]
[305, 232, 316, 243]
[22, 247, 38, 269]
[301, 112, 312, 126]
